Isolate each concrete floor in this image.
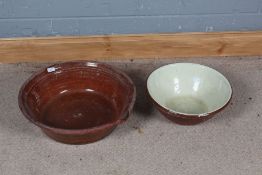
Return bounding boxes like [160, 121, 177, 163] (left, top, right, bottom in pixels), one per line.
[0, 57, 261, 175]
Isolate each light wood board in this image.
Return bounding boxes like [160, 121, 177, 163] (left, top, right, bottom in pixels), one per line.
[0, 31, 262, 63]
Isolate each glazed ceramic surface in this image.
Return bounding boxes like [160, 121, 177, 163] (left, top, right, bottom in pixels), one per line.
[147, 63, 232, 125]
[19, 61, 136, 144]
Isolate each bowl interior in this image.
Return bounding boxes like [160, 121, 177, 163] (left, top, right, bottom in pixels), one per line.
[19, 62, 135, 130]
[147, 63, 232, 115]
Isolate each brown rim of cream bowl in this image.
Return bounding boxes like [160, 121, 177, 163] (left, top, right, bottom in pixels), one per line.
[147, 63, 232, 125]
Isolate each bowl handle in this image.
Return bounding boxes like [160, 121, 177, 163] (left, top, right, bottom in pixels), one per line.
[116, 110, 131, 124]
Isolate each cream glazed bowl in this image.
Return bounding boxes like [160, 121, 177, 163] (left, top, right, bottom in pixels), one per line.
[147, 63, 232, 125]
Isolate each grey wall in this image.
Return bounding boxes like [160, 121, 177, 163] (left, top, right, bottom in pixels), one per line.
[0, 0, 262, 37]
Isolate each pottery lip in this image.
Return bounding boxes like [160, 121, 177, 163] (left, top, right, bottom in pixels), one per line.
[18, 60, 136, 135]
[148, 89, 232, 119]
[146, 62, 233, 118]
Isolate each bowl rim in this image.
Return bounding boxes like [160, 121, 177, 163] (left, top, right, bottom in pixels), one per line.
[146, 62, 233, 117]
[18, 60, 136, 134]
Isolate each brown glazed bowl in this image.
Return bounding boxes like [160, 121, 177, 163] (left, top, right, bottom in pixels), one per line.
[147, 63, 232, 125]
[19, 61, 136, 144]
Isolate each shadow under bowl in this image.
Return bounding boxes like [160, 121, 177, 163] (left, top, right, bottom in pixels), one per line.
[18, 61, 136, 144]
[147, 63, 232, 125]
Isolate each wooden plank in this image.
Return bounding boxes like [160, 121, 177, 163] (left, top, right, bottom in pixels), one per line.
[0, 31, 262, 63]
